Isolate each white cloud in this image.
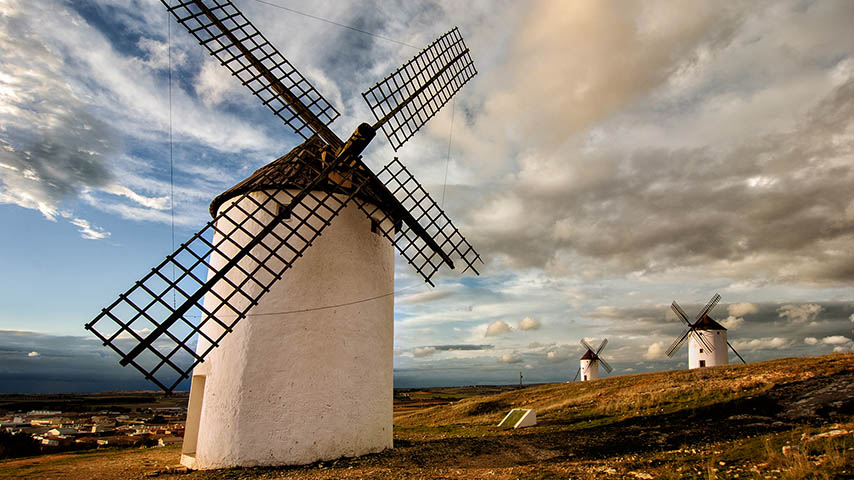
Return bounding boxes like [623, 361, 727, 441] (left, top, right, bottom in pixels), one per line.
[778, 304, 824, 324]
[644, 342, 666, 360]
[102, 185, 169, 211]
[804, 337, 819, 345]
[69, 218, 110, 240]
[485, 320, 512, 337]
[543, 344, 575, 363]
[27, 351, 39, 357]
[499, 353, 523, 364]
[821, 335, 852, 345]
[396, 290, 453, 305]
[720, 315, 744, 330]
[195, 57, 240, 107]
[519, 316, 541, 330]
[728, 302, 758, 317]
[732, 337, 791, 351]
[115, 328, 152, 340]
[413, 346, 437, 358]
[135, 37, 185, 71]
[849, 313, 854, 323]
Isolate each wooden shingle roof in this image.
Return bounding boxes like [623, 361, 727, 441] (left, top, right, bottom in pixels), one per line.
[693, 314, 726, 331]
[209, 135, 387, 217]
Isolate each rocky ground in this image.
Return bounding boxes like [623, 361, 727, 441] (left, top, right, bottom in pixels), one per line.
[1, 353, 852, 479]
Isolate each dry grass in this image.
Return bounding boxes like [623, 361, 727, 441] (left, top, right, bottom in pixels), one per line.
[397, 353, 852, 430]
[2, 352, 852, 479]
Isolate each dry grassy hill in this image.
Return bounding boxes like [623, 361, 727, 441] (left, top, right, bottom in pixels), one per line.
[2, 353, 852, 479]
[397, 353, 853, 428]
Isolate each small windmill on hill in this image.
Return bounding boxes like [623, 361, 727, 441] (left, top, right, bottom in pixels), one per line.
[573, 338, 612, 381]
[85, 0, 480, 469]
[666, 293, 746, 369]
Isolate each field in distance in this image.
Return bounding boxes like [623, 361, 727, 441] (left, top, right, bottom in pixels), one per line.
[1, 353, 852, 479]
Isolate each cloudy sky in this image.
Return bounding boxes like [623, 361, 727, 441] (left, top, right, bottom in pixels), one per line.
[1, 0, 853, 393]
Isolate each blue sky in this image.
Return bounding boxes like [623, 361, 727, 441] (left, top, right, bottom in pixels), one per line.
[1, 0, 853, 393]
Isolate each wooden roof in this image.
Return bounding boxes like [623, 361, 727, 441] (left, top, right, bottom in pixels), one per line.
[209, 135, 387, 217]
[693, 314, 726, 331]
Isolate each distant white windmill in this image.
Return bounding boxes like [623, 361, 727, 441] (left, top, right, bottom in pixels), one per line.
[666, 293, 746, 369]
[573, 339, 612, 381]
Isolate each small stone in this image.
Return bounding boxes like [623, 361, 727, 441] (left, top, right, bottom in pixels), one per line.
[782, 445, 800, 456]
[629, 472, 653, 479]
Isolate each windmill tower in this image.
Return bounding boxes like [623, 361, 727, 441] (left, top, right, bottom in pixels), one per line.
[573, 339, 612, 381]
[666, 293, 746, 369]
[85, 0, 480, 470]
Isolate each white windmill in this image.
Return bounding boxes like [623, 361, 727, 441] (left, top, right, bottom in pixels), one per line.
[85, 0, 480, 470]
[666, 293, 746, 369]
[573, 339, 612, 381]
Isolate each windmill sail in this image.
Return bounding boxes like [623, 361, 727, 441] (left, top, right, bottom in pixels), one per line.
[595, 338, 608, 355]
[669, 301, 714, 353]
[665, 328, 692, 357]
[727, 341, 746, 364]
[578, 338, 613, 377]
[598, 356, 614, 374]
[357, 158, 481, 285]
[363, 27, 477, 151]
[671, 301, 691, 325]
[579, 338, 595, 353]
[163, 0, 342, 147]
[695, 293, 721, 322]
[86, 135, 380, 392]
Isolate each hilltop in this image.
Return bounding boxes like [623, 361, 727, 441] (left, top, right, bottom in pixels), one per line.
[1, 353, 852, 479]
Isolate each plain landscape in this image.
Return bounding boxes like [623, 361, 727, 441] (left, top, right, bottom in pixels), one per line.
[1, 353, 852, 479]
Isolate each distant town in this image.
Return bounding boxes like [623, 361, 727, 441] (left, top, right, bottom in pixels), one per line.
[0, 392, 188, 458]
[0, 387, 516, 460]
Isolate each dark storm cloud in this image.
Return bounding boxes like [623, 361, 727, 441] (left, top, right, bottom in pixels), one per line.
[469, 77, 854, 284]
[408, 344, 493, 358]
[0, 111, 117, 205]
[0, 330, 179, 393]
[430, 344, 493, 351]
